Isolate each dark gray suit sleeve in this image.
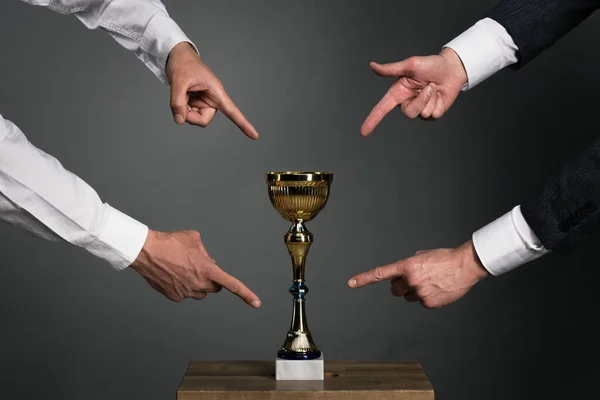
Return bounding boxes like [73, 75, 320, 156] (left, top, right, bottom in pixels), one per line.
[487, 0, 600, 67]
[521, 139, 600, 251]
[485, 1, 600, 251]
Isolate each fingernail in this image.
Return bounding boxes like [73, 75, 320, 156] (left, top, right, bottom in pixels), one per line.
[426, 86, 433, 95]
[174, 114, 185, 124]
[348, 279, 357, 288]
[251, 300, 261, 308]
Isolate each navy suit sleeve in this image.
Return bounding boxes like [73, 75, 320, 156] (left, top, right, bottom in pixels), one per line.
[487, 0, 600, 67]
[521, 139, 600, 252]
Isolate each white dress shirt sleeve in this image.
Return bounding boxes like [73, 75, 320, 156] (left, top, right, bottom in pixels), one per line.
[444, 17, 519, 90]
[21, 0, 199, 83]
[0, 114, 148, 270]
[472, 206, 550, 276]
[0, 0, 196, 270]
[444, 19, 550, 274]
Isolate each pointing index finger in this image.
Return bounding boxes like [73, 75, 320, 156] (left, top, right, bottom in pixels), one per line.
[217, 89, 259, 140]
[210, 267, 261, 308]
[360, 92, 398, 137]
[348, 261, 407, 288]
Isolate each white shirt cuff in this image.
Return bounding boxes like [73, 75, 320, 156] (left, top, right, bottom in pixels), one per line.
[140, 13, 199, 84]
[472, 205, 549, 276]
[444, 17, 518, 90]
[85, 206, 148, 271]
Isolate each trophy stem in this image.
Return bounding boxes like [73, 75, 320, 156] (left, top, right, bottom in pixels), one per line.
[277, 220, 321, 360]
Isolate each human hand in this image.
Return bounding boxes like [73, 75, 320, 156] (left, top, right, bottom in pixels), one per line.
[165, 42, 259, 139]
[130, 229, 261, 307]
[360, 47, 468, 136]
[347, 240, 488, 309]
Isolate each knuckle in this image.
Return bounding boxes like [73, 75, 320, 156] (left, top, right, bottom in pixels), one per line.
[421, 298, 438, 309]
[402, 105, 417, 120]
[405, 56, 420, 72]
[170, 100, 185, 112]
[183, 282, 195, 293]
[405, 274, 418, 288]
[169, 293, 184, 302]
[174, 286, 188, 299]
[195, 278, 211, 290]
[212, 83, 226, 97]
[228, 282, 240, 294]
[373, 267, 386, 281]
[205, 264, 219, 279]
[170, 104, 184, 113]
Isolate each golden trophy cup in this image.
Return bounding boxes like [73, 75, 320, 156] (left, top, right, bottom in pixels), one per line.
[266, 171, 333, 377]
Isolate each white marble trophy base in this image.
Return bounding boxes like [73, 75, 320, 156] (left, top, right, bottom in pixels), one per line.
[275, 355, 324, 381]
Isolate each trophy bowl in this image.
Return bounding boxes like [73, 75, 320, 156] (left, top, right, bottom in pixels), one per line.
[265, 171, 333, 361]
[266, 171, 333, 222]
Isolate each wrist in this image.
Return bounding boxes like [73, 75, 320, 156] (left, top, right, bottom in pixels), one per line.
[439, 47, 468, 88]
[131, 229, 159, 271]
[166, 42, 199, 79]
[170, 41, 197, 58]
[460, 239, 490, 282]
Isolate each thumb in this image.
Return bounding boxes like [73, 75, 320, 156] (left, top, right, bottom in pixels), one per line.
[170, 80, 189, 125]
[370, 57, 419, 77]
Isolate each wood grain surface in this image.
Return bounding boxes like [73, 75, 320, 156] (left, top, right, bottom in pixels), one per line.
[177, 361, 434, 399]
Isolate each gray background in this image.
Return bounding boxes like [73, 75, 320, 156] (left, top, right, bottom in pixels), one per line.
[1, 0, 599, 399]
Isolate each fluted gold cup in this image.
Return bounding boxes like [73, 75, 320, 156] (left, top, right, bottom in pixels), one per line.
[266, 171, 333, 360]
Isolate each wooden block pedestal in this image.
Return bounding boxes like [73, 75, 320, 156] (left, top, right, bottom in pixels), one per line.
[177, 361, 434, 399]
